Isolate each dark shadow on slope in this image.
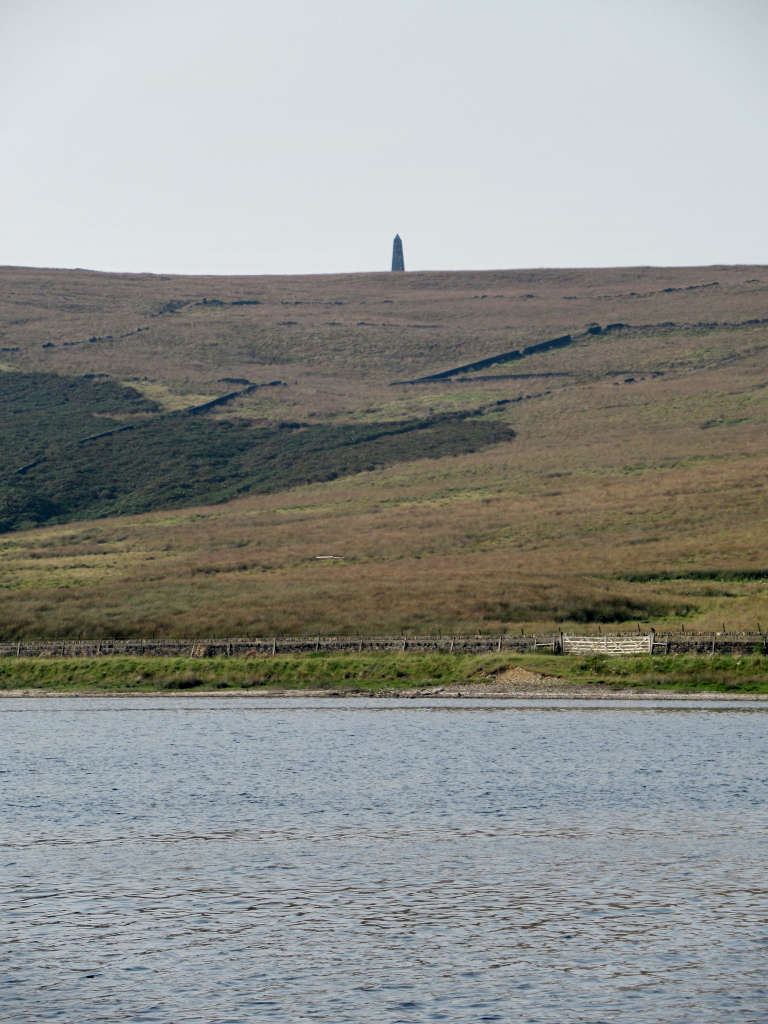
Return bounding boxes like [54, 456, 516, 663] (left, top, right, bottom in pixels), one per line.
[0, 399, 515, 532]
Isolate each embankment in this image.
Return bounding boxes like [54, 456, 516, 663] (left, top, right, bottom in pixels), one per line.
[1, 652, 767, 697]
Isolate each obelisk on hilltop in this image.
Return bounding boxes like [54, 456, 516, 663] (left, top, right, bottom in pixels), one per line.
[391, 234, 405, 271]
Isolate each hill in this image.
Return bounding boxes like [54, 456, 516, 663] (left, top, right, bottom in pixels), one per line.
[1, 263, 767, 638]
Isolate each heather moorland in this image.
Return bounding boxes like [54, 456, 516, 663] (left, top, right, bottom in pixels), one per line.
[1, 263, 766, 638]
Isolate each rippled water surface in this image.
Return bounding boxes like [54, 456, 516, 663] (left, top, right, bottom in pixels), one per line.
[2, 697, 767, 1023]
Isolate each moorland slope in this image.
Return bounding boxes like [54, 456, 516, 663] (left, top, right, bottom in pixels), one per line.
[1, 263, 766, 637]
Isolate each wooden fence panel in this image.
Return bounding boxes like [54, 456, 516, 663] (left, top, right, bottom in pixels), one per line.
[562, 635, 652, 656]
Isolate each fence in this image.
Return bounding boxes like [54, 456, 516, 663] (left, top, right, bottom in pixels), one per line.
[0, 631, 764, 659]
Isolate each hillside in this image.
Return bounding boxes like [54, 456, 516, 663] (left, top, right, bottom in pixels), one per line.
[1, 263, 767, 638]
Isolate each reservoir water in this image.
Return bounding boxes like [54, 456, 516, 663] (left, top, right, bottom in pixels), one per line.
[2, 697, 767, 1023]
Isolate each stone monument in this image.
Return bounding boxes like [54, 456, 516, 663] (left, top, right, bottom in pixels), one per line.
[391, 234, 404, 272]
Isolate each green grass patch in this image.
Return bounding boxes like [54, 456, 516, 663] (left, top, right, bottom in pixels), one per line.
[0, 653, 511, 693]
[564, 652, 768, 693]
[1, 652, 767, 694]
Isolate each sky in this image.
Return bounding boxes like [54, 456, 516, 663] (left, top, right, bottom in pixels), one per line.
[2, 0, 767, 275]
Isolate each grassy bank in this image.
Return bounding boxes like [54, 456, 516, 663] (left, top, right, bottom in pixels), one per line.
[563, 653, 768, 694]
[0, 653, 505, 693]
[1, 652, 767, 694]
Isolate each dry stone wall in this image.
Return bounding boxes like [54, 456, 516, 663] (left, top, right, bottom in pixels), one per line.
[0, 632, 765, 658]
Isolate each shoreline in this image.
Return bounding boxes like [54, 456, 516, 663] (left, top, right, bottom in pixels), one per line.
[3, 686, 767, 701]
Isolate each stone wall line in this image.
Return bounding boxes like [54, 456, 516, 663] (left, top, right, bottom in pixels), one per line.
[0, 631, 765, 659]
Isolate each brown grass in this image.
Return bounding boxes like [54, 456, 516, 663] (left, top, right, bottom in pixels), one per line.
[1, 263, 767, 636]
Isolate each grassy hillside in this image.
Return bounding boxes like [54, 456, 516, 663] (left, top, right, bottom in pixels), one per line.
[1, 263, 767, 637]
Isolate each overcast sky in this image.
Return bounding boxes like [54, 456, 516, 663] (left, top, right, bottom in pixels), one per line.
[2, 0, 767, 275]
